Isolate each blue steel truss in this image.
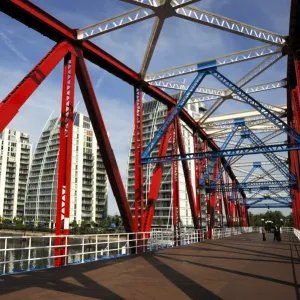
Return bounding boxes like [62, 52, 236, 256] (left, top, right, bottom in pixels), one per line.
[210, 120, 295, 183]
[142, 69, 209, 159]
[142, 143, 300, 164]
[205, 180, 294, 193]
[203, 180, 293, 189]
[237, 197, 292, 202]
[200, 119, 244, 185]
[242, 203, 292, 208]
[207, 69, 300, 143]
[245, 126, 295, 180]
[242, 162, 261, 183]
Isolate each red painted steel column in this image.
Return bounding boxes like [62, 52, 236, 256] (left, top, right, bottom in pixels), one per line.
[134, 87, 144, 232]
[293, 55, 300, 229]
[194, 135, 202, 229]
[291, 88, 300, 228]
[171, 122, 180, 245]
[208, 162, 218, 238]
[223, 173, 231, 227]
[143, 127, 172, 232]
[231, 179, 237, 227]
[176, 119, 199, 229]
[75, 50, 134, 233]
[217, 161, 223, 227]
[201, 140, 209, 231]
[54, 53, 76, 267]
[0, 42, 71, 132]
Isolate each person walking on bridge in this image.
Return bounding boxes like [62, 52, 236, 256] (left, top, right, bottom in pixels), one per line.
[262, 226, 266, 241]
[273, 226, 278, 242]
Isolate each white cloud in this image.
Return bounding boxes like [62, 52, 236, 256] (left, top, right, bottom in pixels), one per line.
[0, 30, 30, 63]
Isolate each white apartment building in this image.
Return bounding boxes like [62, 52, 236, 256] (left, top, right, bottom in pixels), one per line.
[25, 112, 108, 225]
[0, 129, 32, 220]
[126, 98, 211, 228]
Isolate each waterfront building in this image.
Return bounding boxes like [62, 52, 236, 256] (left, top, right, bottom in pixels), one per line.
[126, 97, 217, 228]
[0, 129, 32, 220]
[24, 112, 108, 225]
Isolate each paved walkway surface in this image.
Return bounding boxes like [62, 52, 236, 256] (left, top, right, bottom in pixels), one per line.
[0, 233, 300, 300]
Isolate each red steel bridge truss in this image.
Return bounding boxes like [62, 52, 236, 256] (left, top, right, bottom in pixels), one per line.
[0, 0, 300, 264]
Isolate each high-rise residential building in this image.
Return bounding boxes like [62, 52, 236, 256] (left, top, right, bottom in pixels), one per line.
[25, 112, 108, 225]
[0, 129, 32, 220]
[126, 98, 213, 228]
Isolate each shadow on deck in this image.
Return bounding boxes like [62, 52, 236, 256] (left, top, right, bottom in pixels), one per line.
[0, 233, 299, 300]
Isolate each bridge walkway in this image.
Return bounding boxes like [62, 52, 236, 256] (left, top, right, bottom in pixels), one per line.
[0, 233, 299, 299]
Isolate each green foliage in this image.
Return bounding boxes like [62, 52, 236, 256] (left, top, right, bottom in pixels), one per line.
[70, 219, 79, 228]
[98, 221, 106, 228]
[249, 211, 290, 227]
[80, 220, 89, 228]
[13, 217, 23, 224]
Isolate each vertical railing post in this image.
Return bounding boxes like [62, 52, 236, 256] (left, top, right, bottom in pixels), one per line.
[95, 235, 98, 260]
[64, 236, 68, 266]
[135, 233, 138, 254]
[81, 237, 84, 263]
[3, 238, 7, 275]
[48, 237, 52, 268]
[27, 237, 32, 271]
[117, 234, 120, 256]
[107, 235, 110, 257]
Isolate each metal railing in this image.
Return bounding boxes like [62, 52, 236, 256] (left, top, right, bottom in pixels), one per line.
[212, 227, 258, 239]
[280, 227, 294, 234]
[294, 228, 300, 240]
[0, 229, 207, 276]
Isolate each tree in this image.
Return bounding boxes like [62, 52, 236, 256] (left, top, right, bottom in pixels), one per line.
[70, 219, 79, 229]
[80, 220, 88, 228]
[285, 213, 293, 226]
[248, 211, 289, 227]
[91, 221, 98, 228]
[106, 216, 112, 228]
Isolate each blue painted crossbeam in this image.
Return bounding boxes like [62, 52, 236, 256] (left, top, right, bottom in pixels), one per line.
[142, 143, 300, 164]
[242, 203, 292, 208]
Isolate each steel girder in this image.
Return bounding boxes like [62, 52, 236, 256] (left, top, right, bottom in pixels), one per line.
[143, 143, 300, 164]
[199, 124, 244, 185]
[146, 45, 282, 81]
[176, 118, 199, 229]
[142, 70, 208, 159]
[134, 87, 144, 231]
[0, 0, 247, 227]
[207, 69, 300, 143]
[151, 79, 286, 99]
[238, 197, 292, 202]
[244, 203, 292, 208]
[54, 53, 76, 267]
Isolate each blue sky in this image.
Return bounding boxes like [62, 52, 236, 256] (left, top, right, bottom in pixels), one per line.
[0, 0, 291, 216]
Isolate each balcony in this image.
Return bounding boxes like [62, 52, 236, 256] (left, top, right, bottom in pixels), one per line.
[83, 161, 94, 167]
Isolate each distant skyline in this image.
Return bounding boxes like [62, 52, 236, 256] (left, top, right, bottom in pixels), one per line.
[0, 0, 291, 215]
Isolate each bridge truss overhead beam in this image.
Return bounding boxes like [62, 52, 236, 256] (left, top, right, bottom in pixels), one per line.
[145, 45, 282, 81]
[175, 6, 286, 45]
[77, 7, 155, 39]
[142, 70, 207, 159]
[208, 70, 300, 143]
[143, 143, 300, 164]
[0, 0, 246, 202]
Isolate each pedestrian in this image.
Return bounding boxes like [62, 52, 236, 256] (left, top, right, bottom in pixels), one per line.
[262, 226, 266, 241]
[273, 226, 278, 242]
[276, 225, 281, 242]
